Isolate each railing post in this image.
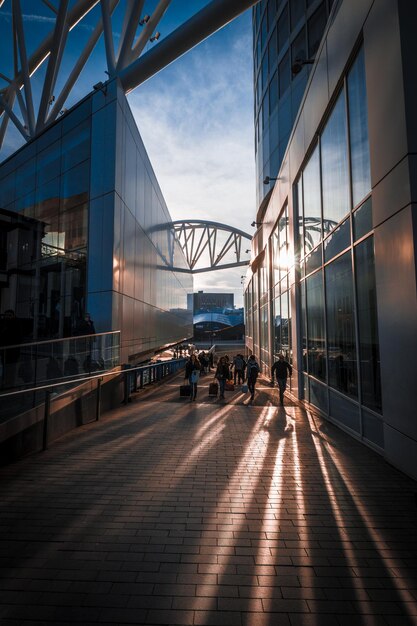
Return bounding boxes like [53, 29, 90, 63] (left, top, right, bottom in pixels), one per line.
[43, 389, 51, 451]
[124, 370, 131, 404]
[96, 378, 102, 421]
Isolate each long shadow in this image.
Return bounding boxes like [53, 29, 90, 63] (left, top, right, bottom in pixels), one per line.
[0, 373, 276, 622]
[1, 381, 416, 624]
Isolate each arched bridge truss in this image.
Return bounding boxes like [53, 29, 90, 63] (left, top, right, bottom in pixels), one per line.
[151, 220, 252, 274]
[0, 0, 258, 152]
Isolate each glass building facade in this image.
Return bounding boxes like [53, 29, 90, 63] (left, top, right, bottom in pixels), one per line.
[246, 0, 417, 480]
[253, 0, 334, 206]
[0, 80, 192, 364]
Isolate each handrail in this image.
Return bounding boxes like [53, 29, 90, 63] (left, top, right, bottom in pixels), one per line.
[0, 357, 187, 400]
[0, 329, 120, 352]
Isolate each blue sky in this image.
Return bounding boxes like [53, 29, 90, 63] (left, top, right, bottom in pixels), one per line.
[0, 1, 256, 306]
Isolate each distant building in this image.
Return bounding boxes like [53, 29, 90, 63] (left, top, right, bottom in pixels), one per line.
[190, 291, 234, 313]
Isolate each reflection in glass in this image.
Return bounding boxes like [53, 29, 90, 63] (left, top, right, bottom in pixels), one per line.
[303, 144, 322, 252]
[325, 252, 357, 398]
[278, 5, 289, 53]
[321, 91, 349, 231]
[279, 51, 290, 97]
[324, 217, 350, 262]
[306, 270, 326, 381]
[60, 160, 90, 211]
[353, 197, 372, 241]
[61, 120, 90, 172]
[305, 244, 322, 276]
[348, 46, 371, 207]
[355, 237, 381, 412]
[308, 2, 327, 58]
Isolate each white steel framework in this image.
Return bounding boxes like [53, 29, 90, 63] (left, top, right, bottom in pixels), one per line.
[0, 0, 259, 151]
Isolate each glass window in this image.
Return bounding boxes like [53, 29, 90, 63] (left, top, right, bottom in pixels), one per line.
[261, 13, 267, 48]
[290, 0, 305, 30]
[324, 217, 351, 262]
[295, 177, 304, 259]
[281, 290, 290, 359]
[269, 25, 278, 67]
[268, 0, 277, 31]
[306, 270, 326, 381]
[269, 70, 279, 113]
[301, 279, 307, 371]
[305, 245, 322, 275]
[262, 92, 269, 129]
[262, 51, 269, 90]
[278, 5, 289, 53]
[274, 295, 281, 356]
[353, 196, 372, 241]
[59, 203, 88, 251]
[321, 90, 350, 231]
[303, 144, 321, 252]
[37, 140, 61, 185]
[348, 46, 371, 207]
[355, 237, 381, 412]
[61, 120, 90, 173]
[60, 160, 90, 211]
[291, 27, 306, 66]
[279, 51, 290, 97]
[308, 2, 327, 58]
[325, 252, 357, 398]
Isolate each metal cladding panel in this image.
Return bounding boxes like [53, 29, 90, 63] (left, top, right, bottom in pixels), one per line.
[364, 0, 408, 188]
[374, 205, 417, 441]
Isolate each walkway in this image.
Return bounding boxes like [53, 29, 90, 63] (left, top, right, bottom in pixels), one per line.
[0, 373, 416, 625]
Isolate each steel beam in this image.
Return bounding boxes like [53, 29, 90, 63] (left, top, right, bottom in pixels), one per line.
[119, 0, 260, 92]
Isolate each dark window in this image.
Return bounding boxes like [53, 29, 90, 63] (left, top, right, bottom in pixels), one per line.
[324, 217, 351, 262]
[261, 13, 267, 48]
[308, 2, 327, 58]
[306, 269, 326, 381]
[268, 25, 278, 68]
[279, 50, 290, 97]
[353, 197, 372, 241]
[291, 26, 307, 67]
[277, 4, 289, 53]
[269, 70, 279, 113]
[355, 236, 381, 412]
[262, 92, 270, 129]
[267, 0, 277, 31]
[290, 0, 305, 30]
[325, 252, 358, 398]
[262, 51, 269, 90]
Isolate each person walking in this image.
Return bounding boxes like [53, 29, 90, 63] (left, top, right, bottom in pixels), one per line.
[215, 356, 230, 400]
[246, 355, 260, 404]
[185, 354, 201, 402]
[232, 353, 246, 385]
[271, 353, 292, 405]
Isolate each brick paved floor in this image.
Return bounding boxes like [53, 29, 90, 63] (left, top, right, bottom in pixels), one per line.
[0, 374, 416, 625]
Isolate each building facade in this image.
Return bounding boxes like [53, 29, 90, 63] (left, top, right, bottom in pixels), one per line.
[245, 0, 417, 480]
[253, 0, 334, 208]
[0, 79, 192, 364]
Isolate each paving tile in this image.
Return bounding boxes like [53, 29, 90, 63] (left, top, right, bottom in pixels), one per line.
[0, 373, 415, 625]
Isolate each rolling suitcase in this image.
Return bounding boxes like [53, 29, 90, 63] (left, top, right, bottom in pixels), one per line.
[180, 384, 191, 397]
[209, 381, 218, 396]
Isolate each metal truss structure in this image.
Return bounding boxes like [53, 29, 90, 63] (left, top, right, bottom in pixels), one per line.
[0, 0, 259, 151]
[151, 220, 252, 274]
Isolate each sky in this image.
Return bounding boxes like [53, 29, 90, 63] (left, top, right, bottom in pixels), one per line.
[0, 0, 256, 307]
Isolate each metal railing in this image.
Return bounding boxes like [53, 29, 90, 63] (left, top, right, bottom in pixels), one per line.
[0, 354, 187, 451]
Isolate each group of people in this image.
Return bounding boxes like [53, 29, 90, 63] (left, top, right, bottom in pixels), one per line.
[185, 351, 292, 405]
